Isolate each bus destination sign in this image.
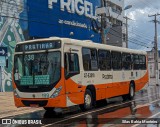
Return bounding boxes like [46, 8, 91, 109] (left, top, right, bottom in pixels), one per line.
[15, 41, 61, 52]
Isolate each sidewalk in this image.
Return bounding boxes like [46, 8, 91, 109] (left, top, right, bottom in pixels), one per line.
[0, 92, 42, 118]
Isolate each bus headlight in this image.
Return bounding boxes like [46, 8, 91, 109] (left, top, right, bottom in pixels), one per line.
[50, 86, 62, 98]
[14, 89, 20, 98]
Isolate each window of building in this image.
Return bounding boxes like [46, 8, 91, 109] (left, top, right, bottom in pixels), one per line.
[111, 51, 121, 70]
[82, 48, 98, 71]
[123, 34, 126, 41]
[98, 50, 111, 70]
[122, 53, 132, 70]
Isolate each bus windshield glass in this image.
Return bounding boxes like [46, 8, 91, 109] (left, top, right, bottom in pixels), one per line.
[14, 52, 61, 86]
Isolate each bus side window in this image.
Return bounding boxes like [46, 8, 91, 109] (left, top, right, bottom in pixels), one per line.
[139, 55, 146, 70]
[65, 53, 80, 79]
[82, 48, 98, 71]
[133, 54, 139, 70]
[143, 55, 146, 69]
[122, 53, 131, 70]
[112, 51, 122, 70]
[98, 50, 111, 70]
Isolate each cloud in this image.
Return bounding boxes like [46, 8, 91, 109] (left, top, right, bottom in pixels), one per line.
[124, 0, 160, 50]
[125, 0, 160, 12]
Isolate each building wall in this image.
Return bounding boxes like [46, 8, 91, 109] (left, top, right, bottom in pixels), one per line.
[147, 50, 160, 79]
[106, 26, 122, 47]
[0, 0, 28, 92]
[105, 0, 124, 47]
[27, 0, 101, 42]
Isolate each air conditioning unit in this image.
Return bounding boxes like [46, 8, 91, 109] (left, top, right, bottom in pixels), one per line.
[96, 7, 109, 16]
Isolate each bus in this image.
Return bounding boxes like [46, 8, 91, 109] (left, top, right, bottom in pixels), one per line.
[13, 37, 148, 111]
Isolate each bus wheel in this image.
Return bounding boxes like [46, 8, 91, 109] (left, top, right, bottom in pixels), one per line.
[80, 89, 93, 111]
[43, 107, 55, 112]
[129, 83, 135, 100]
[122, 83, 135, 101]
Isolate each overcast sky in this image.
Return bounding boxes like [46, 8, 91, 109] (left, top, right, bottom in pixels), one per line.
[124, 0, 160, 50]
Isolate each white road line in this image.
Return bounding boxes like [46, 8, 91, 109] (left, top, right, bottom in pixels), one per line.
[42, 93, 160, 127]
[134, 98, 160, 109]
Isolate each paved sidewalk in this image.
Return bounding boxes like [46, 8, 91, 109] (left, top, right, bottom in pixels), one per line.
[0, 92, 42, 118]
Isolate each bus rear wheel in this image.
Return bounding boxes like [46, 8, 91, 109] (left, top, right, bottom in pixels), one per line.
[129, 83, 135, 100]
[122, 83, 135, 101]
[80, 89, 93, 111]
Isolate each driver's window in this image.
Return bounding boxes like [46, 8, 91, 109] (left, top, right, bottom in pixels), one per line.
[65, 53, 80, 78]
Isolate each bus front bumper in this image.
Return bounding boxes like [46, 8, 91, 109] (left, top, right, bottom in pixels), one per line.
[14, 94, 67, 108]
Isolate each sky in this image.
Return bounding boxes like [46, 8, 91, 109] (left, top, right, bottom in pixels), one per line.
[124, 0, 160, 51]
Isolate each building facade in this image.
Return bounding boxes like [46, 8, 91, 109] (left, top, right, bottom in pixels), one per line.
[147, 49, 160, 79]
[105, 0, 125, 47]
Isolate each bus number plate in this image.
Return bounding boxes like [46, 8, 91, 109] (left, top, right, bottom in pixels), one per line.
[30, 104, 39, 107]
[42, 93, 49, 98]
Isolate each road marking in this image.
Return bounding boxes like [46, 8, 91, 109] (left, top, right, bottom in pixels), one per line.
[134, 98, 160, 109]
[42, 93, 160, 127]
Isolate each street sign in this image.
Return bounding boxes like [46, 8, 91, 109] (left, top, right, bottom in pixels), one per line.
[0, 47, 7, 56]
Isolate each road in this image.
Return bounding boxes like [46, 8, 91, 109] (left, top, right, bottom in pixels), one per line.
[1, 86, 160, 127]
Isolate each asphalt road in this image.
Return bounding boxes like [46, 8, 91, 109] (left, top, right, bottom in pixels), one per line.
[2, 87, 160, 127]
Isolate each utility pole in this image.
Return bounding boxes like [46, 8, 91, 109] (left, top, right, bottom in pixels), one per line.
[124, 16, 131, 48]
[101, 0, 106, 44]
[148, 13, 160, 85]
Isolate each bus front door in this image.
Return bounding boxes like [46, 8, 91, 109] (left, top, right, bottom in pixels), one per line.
[64, 44, 84, 106]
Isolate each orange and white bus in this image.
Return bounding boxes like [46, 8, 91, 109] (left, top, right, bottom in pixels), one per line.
[13, 37, 148, 111]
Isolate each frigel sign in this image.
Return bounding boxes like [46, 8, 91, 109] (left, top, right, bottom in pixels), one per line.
[48, 0, 97, 19]
[27, 0, 101, 42]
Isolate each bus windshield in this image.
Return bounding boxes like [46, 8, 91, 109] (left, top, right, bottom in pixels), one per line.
[14, 52, 61, 87]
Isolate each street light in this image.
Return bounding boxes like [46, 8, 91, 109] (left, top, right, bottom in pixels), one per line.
[123, 5, 132, 48]
[124, 5, 132, 11]
[116, 5, 132, 19]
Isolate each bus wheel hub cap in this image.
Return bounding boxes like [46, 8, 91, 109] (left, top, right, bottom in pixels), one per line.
[131, 87, 133, 97]
[85, 94, 91, 106]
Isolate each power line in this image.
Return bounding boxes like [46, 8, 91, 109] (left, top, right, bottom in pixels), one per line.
[110, 25, 153, 46]
[128, 30, 153, 42]
[110, 24, 154, 43]
[129, 27, 154, 39]
[108, 31, 153, 48]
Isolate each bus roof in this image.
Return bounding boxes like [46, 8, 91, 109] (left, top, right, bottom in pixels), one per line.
[17, 37, 147, 55]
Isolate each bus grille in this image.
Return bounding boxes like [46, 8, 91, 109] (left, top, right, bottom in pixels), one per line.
[21, 100, 48, 107]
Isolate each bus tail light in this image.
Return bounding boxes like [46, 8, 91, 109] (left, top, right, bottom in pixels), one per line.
[14, 89, 20, 98]
[50, 86, 62, 98]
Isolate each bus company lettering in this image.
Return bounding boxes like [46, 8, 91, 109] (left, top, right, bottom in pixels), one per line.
[24, 43, 54, 51]
[84, 73, 95, 78]
[49, 0, 96, 19]
[102, 74, 113, 79]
